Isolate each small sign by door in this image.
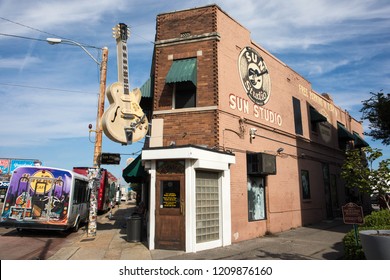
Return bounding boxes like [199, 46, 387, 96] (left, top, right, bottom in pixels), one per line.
[342, 202, 364, 225]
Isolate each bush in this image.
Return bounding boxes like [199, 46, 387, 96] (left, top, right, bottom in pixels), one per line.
[343, 210, 390, 259]
[363, 209, 390, 228]
[343, 230, 365, 259]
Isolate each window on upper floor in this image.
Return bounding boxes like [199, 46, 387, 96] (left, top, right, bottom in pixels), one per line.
[165, 58, 197, 109]
[337, 122, 354, 150]
[292, 97, 303, 135]
[309, 106, 327, 133]
[173, 81, 196, 109]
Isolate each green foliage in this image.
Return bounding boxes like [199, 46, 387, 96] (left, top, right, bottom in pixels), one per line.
[360, 91, 390, 145]
[343, 210, 390, 259]
[343, 230, 365, 259]
[363, 209, 390, 228]
[341, 147, 390, 210]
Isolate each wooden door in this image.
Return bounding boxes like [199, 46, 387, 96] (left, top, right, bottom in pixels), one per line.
[155, 174, 185, 250]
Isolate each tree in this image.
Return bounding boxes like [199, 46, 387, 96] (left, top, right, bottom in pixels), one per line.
[341, 147, 390, 210]
[360, 91, 390, 145]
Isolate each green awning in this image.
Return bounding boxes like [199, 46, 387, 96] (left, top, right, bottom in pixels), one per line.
[165, 58, 197, 86]
[353, 132, 369, 148]
[122, 155, 147, 183]
[310, 106, 327, 123]
[140, 77, 152, 98]
[337, 123, 354, 140]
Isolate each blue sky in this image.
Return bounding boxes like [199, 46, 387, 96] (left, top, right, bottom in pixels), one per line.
[0, 0, 389, 181]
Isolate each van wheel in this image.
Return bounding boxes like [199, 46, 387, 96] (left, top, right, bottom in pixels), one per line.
[73, 219, 80, 232]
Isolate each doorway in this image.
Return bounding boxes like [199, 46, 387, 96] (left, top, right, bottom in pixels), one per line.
[155, 174, 185, 250]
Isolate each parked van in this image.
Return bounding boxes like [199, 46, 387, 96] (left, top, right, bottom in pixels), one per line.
[0, 166, 90, 231]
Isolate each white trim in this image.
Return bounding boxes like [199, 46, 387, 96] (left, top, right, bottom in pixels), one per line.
[152, 106, 218, 115]
[142, 146, 235, 253]
[147, 163, 156, 250]
[142, 146, 235, 164]
[185, 159, 196, 253]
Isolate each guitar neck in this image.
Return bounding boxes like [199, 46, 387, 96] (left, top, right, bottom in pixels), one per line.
[116, 39, 129, 95]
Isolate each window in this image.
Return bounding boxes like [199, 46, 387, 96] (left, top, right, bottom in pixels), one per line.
[73, 179, 88, 204]
[160, 180, 180, 208]
[247, 176, 266, 221]
[173, 81, 196, 109]
[309, 106, 327, 133]
[301, 170, 311, 199]
[337, 122, 354, 150]
[165, 58, 197, 109]
[293, 97, 303, 135]
[196, 171, 220, 243]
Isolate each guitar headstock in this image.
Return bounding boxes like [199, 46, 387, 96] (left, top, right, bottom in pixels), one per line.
[112, 23, 130, 42]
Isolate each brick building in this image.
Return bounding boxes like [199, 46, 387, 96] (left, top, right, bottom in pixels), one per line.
[123, 5, 368, 253]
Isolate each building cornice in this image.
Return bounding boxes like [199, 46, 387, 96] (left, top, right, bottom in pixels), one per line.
[155, 32, 221, 48]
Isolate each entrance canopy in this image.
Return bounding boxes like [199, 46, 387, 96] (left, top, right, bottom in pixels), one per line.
[122, 155, 147, 183]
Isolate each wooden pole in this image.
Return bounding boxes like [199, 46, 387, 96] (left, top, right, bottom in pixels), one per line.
[88, 47, 108, 237]
[93, 47, 109, 168]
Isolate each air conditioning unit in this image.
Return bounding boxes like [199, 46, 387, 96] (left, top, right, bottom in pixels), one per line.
[247, 153, 277, 175]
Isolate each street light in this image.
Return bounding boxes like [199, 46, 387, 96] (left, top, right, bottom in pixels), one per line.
[46, 38, 108, 168]
[47, 38, 108, 237]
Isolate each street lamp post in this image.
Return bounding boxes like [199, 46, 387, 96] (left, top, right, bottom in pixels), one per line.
[47, 38, 108, 237]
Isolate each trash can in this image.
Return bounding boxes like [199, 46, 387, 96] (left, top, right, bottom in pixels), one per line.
[126, 214, 142, 242]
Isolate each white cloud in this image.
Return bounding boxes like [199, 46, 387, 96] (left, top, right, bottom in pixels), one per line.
[216, 0, 390, 51]
[0, 89, 97, 146]
[0, 56, 41, 69]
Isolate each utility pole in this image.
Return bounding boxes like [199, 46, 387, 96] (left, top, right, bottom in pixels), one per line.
[47, 38, 109, 238]
[88, 47, 108, 237]
[93, 47, 109, 167]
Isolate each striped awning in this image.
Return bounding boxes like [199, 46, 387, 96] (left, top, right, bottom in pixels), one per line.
[337, 123, 354, 140]
[310, 106, 327, 123]
[122, 155, 147, 183]
[353, 132, 369, 148]
[140, 77, 152, 98]
[165, 58, 197, 86]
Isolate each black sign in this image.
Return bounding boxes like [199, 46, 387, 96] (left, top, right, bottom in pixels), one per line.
[101, 153, 121, 165]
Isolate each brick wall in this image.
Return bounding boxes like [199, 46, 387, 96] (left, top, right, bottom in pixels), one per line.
[153, 5, 220, 148]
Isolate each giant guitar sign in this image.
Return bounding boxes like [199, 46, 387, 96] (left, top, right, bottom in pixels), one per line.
[102, 23, 148, 145]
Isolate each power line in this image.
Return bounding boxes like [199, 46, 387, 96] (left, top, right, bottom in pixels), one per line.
[0, 82, 97, 94]
[0, 16, 101, 49]
[0, 32, 101, 49]
[1, 15, 153, 47]
[0, 33, 46, 42]
[0, 16, 61, 38]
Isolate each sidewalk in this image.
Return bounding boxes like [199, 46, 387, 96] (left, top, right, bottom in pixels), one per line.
[49, 202, 352, 260]
[48, 200, 152, 260]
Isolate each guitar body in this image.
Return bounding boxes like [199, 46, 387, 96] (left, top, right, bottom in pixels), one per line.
[102, 82, 148, 144]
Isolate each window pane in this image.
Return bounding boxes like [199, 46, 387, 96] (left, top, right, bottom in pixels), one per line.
[301, 170, 311, 199]
[196, 172, 219, 243]
[160, 180, 180, 208]
[292, 97, 303, 135]
[175, 82, 196, 108]
[248, 176, 266, 221]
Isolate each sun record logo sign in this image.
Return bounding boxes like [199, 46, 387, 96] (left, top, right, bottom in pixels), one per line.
[238, 47, 271, 106]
